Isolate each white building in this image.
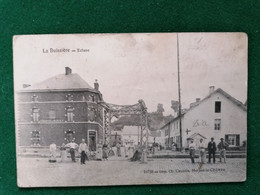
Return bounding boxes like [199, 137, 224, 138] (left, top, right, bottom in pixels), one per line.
[120, 126, 140, 145]
[160, 87, 247, 150]
[120, 125, 159, 146]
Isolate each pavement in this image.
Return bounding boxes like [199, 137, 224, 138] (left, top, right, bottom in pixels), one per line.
[17, 155, 246, 187]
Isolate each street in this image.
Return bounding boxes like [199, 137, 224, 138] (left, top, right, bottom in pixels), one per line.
[17, 156, 246, 187]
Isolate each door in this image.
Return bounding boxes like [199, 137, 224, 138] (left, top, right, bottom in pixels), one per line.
[88, 130, 97, 151]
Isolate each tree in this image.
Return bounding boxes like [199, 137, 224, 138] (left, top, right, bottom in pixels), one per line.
[156, 103, 164, 115]
[171, 100, 179, 112]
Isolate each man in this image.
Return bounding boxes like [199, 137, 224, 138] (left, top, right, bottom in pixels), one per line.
[217, 138, 229, 163]
[189, 139, 196, 164]
[207, 137, 217, 163]
[152, 141, 156, 154]
[116, 142, 121, 157]
[79, 139, 88, 164]
[65, 140, 78, 162]
[198, 138, 206, 164]
[172, 142, 176, 151]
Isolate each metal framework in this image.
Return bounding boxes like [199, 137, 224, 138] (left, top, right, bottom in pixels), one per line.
[98, 99, 149, 163]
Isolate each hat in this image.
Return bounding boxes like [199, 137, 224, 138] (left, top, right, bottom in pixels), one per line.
[220, 138, 224, 140]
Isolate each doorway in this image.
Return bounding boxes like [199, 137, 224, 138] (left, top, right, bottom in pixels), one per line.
[88, 130, 97, 151]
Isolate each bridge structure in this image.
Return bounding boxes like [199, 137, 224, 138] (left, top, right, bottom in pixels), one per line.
[98, 99, 149, 163]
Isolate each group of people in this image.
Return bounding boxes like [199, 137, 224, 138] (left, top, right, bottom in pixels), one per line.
[49, 139, 110, 164]
[115, 142, 135, 158]
[189, 137, 229, 164]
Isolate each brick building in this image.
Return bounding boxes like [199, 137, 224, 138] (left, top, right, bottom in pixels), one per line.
[15, 67, 104, 151]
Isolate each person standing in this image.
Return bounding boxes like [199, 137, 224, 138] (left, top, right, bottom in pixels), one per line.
[217, 138, 229, 163]
[125, 142, 129, 157]
[207, 137, 217, 163]
[60, 143, 67, 162]
[49, 142, 57, 163]
[189, 139, 196, 164]
[79, 139, 88, 164]
[116, 142, 122, 157]
[65, 140, 78, 162]
[103, 144, 109, 160]
[96, 141, 103, 160]
[198, 139, 206, 164]
[129, 142, 134, 158]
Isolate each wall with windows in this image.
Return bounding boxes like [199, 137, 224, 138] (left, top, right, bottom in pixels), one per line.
[160, 91, 246, 149]
[18, 92, 102, 123]
[17, 91, 100, 103]
[18, 123, 102, 146]
[182, 92, 246, 148]
[16, 90, 104, 147]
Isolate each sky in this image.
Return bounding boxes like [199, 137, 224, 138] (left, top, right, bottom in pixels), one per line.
[13, 33, 247, 115]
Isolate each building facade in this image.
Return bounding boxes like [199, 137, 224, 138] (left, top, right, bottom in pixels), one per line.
[15, 67, 104, 151]
[160, 87, 247, 150]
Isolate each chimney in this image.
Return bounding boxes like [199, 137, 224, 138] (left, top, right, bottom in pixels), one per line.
[94, 79, 99, 90]
[65, 67, 72, 75]
[196, 98, 200, 102]
[209, 86, 215, 94]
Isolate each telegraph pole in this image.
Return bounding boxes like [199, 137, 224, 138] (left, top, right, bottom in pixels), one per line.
[177, 33, 183, 150]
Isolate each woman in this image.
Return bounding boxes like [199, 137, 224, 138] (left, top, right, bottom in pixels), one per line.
[102, 144, 109, 160]
[49, 142, 57, 163]
[96, 141, 103, 160]
[129, 142, 134, 158]
[60, 143, 67, 162]
[124, 142, 129, 158]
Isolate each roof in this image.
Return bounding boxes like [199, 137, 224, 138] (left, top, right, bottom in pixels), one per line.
[121, 126, 139, 135]
[19, 73, 94, 92]
[160, 88, 247, 129]
[187, 133, 207, 140]
[150, 130, 161, 137]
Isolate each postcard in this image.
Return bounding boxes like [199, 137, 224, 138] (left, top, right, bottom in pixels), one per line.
[13, 33, 247, 187]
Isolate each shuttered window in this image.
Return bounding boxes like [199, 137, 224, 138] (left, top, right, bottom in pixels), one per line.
[215, 101, 221, 113]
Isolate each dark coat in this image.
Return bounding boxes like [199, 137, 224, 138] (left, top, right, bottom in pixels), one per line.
[207, 141, 217, 153]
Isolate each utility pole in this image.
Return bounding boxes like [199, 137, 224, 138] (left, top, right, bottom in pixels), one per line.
[177, 33, 183, 150]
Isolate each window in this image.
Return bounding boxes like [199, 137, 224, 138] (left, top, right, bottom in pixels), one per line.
[32, 107, 40, 122]
[31, 130, 40, 146]
[215, 101, 221, 113]
[165, 128, 168, 136]
[214, 119, 221, 130]
[91, 95, 95, 102]
[89, 108, 96, 122]
[49, 110, 56, 120]
[66, 107, 74, 122]
[225, 134, 240, 146]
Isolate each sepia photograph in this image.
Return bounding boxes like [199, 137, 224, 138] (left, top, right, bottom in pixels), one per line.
[13, 33, 247, 187]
